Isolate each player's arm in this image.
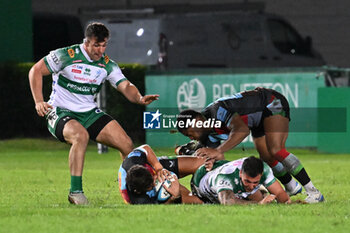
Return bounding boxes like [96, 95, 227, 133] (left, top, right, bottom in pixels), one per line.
[266, 181, 291, 204]
[179, 184, 203, 204]
[216, 113, 250, 154]
[248, 190, 278, 204]
[196, 114, 250, 160]
[117, 80, 159, 105]
[140, 145, 170, 182]
[28, 58, 53, 117]
[218, 190, 256, 205]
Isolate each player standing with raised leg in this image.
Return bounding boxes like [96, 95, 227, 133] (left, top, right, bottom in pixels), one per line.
[29, 22, 159, 205]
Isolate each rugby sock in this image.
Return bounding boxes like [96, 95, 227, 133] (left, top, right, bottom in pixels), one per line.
[70, 176, 83, 193]
[268, 160, 293, 185]
[275, 149, 311, 186]
[303, 181, 318, 192]
[284, 179, 299, 192]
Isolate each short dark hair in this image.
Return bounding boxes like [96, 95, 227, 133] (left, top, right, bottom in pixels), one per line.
[242, 156, 264, 178]
[176, 109, 203, 133]
[126, 165, 154, 194]
[85, 22, 110, 42]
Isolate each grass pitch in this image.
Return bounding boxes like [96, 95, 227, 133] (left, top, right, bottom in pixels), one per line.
[0, 138, 349, 233]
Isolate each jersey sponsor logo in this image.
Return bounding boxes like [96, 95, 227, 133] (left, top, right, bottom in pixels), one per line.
[71, 69, 82, 74]
[72, 65, 83, 69]
[73, 60, 82, 63]
[95, 70, 102, 79]
[104, 55, 110, 64]
[83, 68, 91, 76]
[58, 75, 100, 95]
[50, 52, 59, 65]
[68, 48, 75, 58]
[73, 76, 97, 83]
[217, 106, 228, 121]
[98, 63, 106, 67]
[66, 83, 98, 94]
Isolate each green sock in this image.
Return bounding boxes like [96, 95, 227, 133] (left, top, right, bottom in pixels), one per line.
[70, 176, 83, 193]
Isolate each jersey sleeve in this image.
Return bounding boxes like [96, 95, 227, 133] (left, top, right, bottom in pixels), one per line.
[121, 149, 148, 171]
[261, 162, 276, 188]
[215, 174, 234, 193]
[106, 62, 128, 88]
[44, 47, 70, 73]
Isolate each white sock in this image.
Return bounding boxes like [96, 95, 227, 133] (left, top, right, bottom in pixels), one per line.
[304, 181, 317, 192]
[284, 179, 297, 191]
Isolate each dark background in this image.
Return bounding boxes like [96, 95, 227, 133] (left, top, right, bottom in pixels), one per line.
[31, 0, 350, 68]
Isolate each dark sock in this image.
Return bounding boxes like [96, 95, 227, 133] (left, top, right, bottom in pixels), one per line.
[70, 176, 83, 193]
[293, 168, 311, 186]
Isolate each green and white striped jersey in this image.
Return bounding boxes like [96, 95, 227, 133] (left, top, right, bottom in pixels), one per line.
[193, 158, 276, 203]
[44, 44, 127, 112]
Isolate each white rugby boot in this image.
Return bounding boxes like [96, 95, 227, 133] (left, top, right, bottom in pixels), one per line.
[305, 187, 325, 203]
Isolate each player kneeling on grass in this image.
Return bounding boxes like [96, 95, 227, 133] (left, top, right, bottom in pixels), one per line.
[191, 156, 291, 205]
[118, 144, 205, 204]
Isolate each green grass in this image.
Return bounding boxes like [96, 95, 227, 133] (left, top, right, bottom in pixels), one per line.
[1, 138, 350, 233]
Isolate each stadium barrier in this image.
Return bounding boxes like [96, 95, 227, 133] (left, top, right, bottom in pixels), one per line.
[318, 87, 350, 153]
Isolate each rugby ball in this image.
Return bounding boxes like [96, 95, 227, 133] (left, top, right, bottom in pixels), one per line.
[154, 173, 177, 203]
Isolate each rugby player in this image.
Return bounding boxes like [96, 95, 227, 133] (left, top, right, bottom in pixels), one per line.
[119, 144, 205, 204]
[176, 87, 324, 203]
[192, 156, 290, 205]
[28, 22, 159, 205]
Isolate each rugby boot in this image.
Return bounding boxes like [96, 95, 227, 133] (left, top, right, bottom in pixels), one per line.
[305, 187, 325, 203]
[68, 191, 89, 205]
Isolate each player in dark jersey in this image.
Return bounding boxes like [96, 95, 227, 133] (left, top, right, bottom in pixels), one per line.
[118, 144, 206, 204]
[176, 87, 324, 203]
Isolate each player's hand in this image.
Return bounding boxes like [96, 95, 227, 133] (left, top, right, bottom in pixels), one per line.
[139, 95, 159, 105]
[259, 194, 276, 204]
[195, 148, 224, 160]
[156, 168, 171, 183]
[162, 174, 180, 198]
[35, 101, 53, 117]
[204, 157, 215, 171]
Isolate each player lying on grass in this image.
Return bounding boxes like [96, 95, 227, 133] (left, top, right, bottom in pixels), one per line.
[176, 87, 324, 203]
[118, 144, 205, 204]
[191, 156, 291, 205]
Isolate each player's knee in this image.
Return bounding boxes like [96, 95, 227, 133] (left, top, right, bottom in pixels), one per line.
[70, 129, 89, 145]
[122, 136, 134, 154]
[272, 148, 290, 162]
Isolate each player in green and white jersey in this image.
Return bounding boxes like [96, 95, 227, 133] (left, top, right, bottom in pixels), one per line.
[29, 22, 159, 205]
[191, 156, 291, 204]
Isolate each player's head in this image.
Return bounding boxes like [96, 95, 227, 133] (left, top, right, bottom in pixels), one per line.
[240, 156, 264, 192]
[84, 22, 110, 61]
[176, 109, 210, 144]
[126, 165, 154, 194]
